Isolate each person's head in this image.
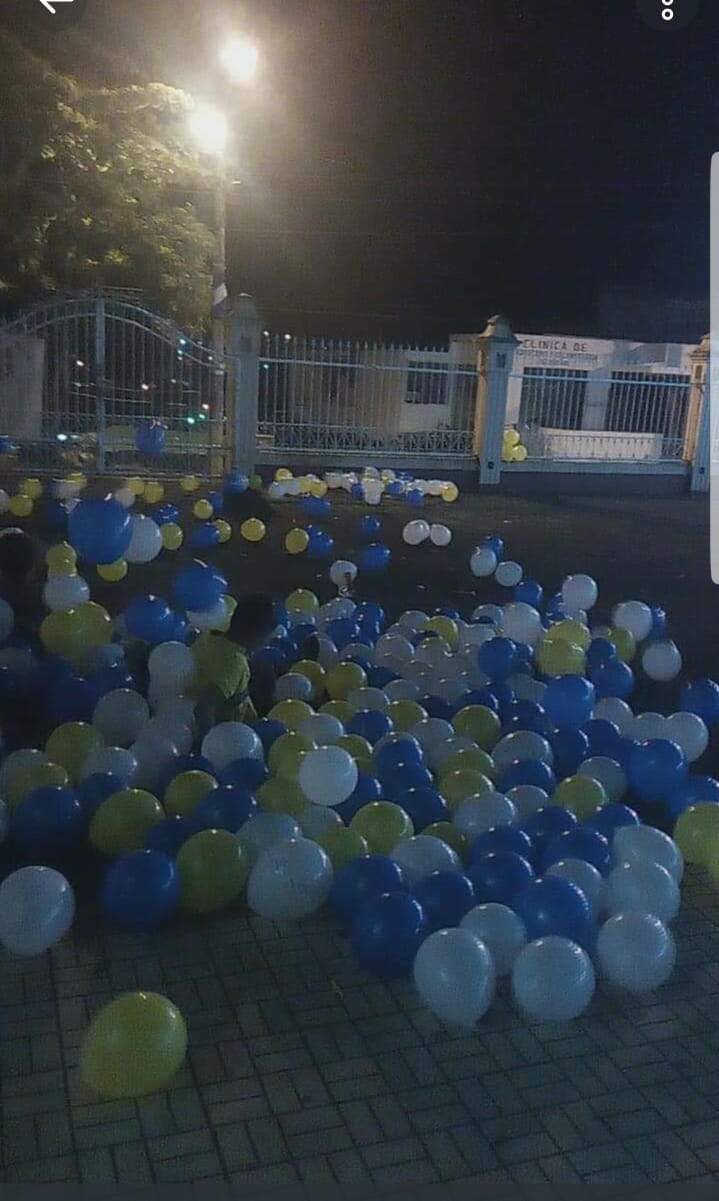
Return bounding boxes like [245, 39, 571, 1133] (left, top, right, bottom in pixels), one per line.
[229, 592, 276, 652]
[0, 528, 38, 581]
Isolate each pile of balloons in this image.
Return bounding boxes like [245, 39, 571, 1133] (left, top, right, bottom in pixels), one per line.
[502, 427, 528, 463]
[267, 466, 460, 506]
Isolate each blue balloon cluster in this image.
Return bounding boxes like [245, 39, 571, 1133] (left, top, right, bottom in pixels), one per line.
[135, 422, 166, 456]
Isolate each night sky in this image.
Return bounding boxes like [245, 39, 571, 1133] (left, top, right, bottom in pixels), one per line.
[19, 0, 719, 342]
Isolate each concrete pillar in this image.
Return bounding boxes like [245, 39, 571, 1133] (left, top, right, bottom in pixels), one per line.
[226, 294, 263, 476]
[472, 315, 519, 485]
[688, 334, 709, 492]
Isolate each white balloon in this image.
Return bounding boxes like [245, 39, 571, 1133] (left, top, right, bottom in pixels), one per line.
[152, 695, 197, 731]
[429, 524, 452, 547]
[268, 481, 287, 500]
[43, 573, 90, 612]
[142, 715, 193, 756]
[384, 678, 422, 702]
[330, 560, 358, 588]
[508, 675, 547, 705]
[247, 838, 333, 920]
[493, 731, 553, 770]
[287, 609, 317, 628]
[299, 746, 358, 806]
[414, 929, 495, 1026]
[0, 748, 48, 794]
[403, 521, 431, 546]
[202, 722, 263, 771]
[461, 903, 527, 976]
[131, 735, 178, 790]
[187, 597, 231, 632]
[299, 805, 343, 840]
[396, 610, 429, 635]
[512, 936, 595, 1021]
[125, 514, 162, 564]
[348, 687, 389, 711]
[93, 689, 149, 747]
[612, 600, 653, 642]
[502, 603, 543, 646]
[664, 712, 708, 764]
[642, 640, 682, 682]
[376, 633, 414, 663]
[298, 714, 345, 746]
[605, 860, 680, 923]
[341, 642, 375, 664]
[114, 486, 135, 508]
[594, 697, 634, 737]
[561, 574, 598, 612]
[81, 745, 137, 785]
[505, 785, 549, 823]
[429, 736, 476, 774]
[547, 858, 605, 919]
[472, 604, 504, 627]
[410, 718, 454, 754]
[317, 636, 340, 670]
[0, 867, 75, 956]
[392, 835, 461, 887]
[148, 641, 195, 692]
[577, 756, 627, 802]
[453, 793, 518, 838]
[632, 712, 668, 742]
[239, 813, 301, 865]
[275, 673, 314, 703]
[596, 912, 676, 993]
[495, 561, 523, 588]
[613, 825, 683, 882]
[470, 547, 497, 578]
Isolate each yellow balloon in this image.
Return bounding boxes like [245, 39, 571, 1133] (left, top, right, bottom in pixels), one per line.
[180, 475, 200, 494]
[674, 803, 719, 866]
[249, 474, 263, 491]
[545, 619, 592, 650]
[177, 830, 249, 913]
[269, 699, 315, 731]
[275, 468, 293, 482]
[97, 558, 128, 582]
[536, 638, 586, 676]
[193, 499, 214, 520]
[257, 778, 309, 817]
[320, 700, 356, 725]
[19, 477, 42, 500]
[285, 528, 309, 555]
[326, 662, 367, 700]
[165, 771, 217, 818]
[425, 615, 459, 651]
[441, 482, 459, 502]
[292, 659, 326, 698]
[595, 625, 636, 664]
[241, 518, 266, 543]
[424, 822, 469, 861]
[9, 495, 33, 517]
[351, 802, 413, 854]
[45, 723, 102, 784]
[512, 445, 528, 462]
[144, 481, 165, 504]
[47, 542, 77, 572]
[385, 700, 427, 732]
[161, 523, 184, 551]
[317, 825, 369, 871]
[552, 776, 607, 820]
[268, 731, 314, 781]
[336, 734, 374, 774]
[441, 747, 496, 780]
[89, 789, 164, 855]
[286, 588, 319, 614]
[7, 761, 70, 811]
[452, 705, 502, 750]
[503, 428, 520, 448]
[440, 769, 494, 809]
[309, 480, 328, 498]
[124, 477, 145, 497]
[67, 472, 86, 489]
[214, 519, 232, 543]
[40, 603, 112, 667]
[297, 475, 313, 494]
[80, 992, 187, 1100]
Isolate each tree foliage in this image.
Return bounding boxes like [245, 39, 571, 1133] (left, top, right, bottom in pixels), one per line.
[0, 30, 214, 333]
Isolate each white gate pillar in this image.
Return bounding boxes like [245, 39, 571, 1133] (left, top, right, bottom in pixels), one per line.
[688, 333, 710, 492]
[227, 294, 263, 476]
[472, 315, 518, 485]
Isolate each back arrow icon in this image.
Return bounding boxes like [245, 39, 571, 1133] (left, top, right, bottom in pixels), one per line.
[39, 0, 75, 12]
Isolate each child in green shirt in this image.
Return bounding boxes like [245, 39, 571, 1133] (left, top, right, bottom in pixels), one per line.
[192, 593, 277, 734]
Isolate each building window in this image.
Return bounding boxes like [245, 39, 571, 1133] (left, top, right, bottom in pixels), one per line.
[406, 361, 448, 405]
[519, 367, 587, 429]
[605, 371, 690, 437]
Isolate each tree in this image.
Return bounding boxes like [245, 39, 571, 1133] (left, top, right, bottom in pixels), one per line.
[0, 30, 214, 334]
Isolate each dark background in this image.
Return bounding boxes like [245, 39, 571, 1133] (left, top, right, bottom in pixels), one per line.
[13, 0, 719, 343]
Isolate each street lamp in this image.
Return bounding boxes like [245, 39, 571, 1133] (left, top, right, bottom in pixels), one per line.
[219, 38, 259, 86]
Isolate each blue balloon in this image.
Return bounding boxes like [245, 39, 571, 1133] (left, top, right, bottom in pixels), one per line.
[589, 659, 634, 700]
[521, 806, 578, 856]
[395, 787, 449, 832]
[135, 422, 166, 456]
[46, 674, 96, 724]
[470, 826, 535, 866]
[649, 605, 668, 638]
[680, 678, 719, 725]
[207, 490, 224, 514]
[359, 543, 391, 572]
[498, 759, 556, 794]
[68, 498, 132, 565]
[456, 688, 500, 714]
[406, 488, 424, 507]
[586, 803, 640, 839]
[193, 785, 258, 831]
[125, 595, 175, 644]
[252, 718, 287, 754]
[380, 760, 433, 795]
[146, 816, 197, 857]
[413, 871, 476, 932]
[421, 695, 454, 721]
[374, 733, 423, 774]
[543, 827, 612, 875]
[368, 666, 398, 689]
[513, 579, 543, 606]
[549, 727, 590, 779]
[502, 699, 551, 737]
[335, 771, 383, 823]
[329, 854, 406, 924]
[155, 503, 180, 526]
[254, 645, 289, 673]
[483, 535, 504, 559]
[627, 738, 687, 803]
[351, 892, 427, 977]
[172, 559, 227, 612]
[344, 654, 374, 676]
[326, 618, 361, 650]
[190, 523, 221, 551]
[12, 786, 84, 856]
[102, 850, 180, 930]
[543, 676, 595, 729]
[360, 515, 382, 540]
[225, 473, 249, 496]
[356, 600, 386, 628]
[586, 637, 618, 671]
[77, 772, 123, 819]
[219, 758, 268, 790]
[348, 709, 393, 745]
[666, 774, 719, 819]
[514, 877, 594, 948]
[479, 637, 519, 682]
[469, 851, 535, 906]
[435, 606, 460, 621]
[583, 718, 622, 757]
[386, 480, 404, 497]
